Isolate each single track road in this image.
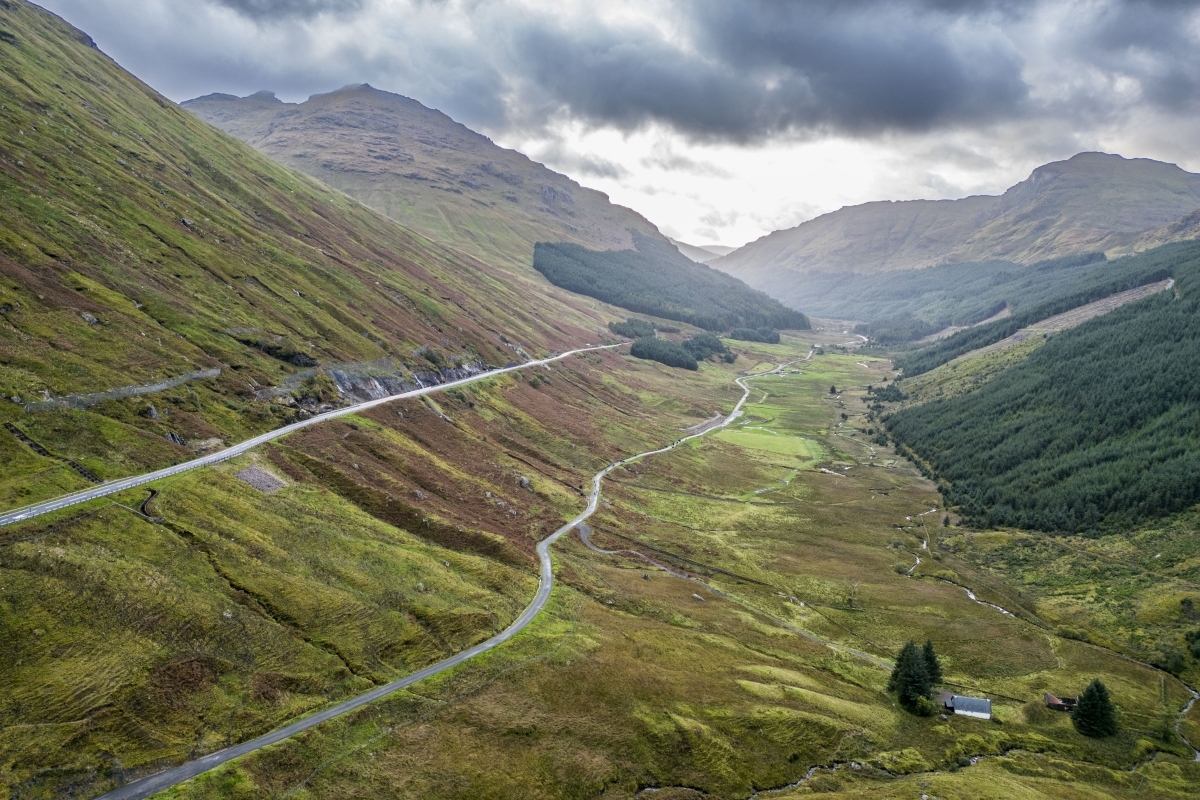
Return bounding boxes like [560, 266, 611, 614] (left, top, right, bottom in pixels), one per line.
[0, 344, 623, 529]
[91, 358, 794, 799]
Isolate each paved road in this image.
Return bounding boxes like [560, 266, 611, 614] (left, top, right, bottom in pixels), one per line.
[0, 344, 623, 529]
[91, 359, 788, 799]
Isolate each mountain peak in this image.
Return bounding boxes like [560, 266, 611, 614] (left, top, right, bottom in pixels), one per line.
[248, 89, 281, 102]
[185, 78, 667, 272]
[712, 152, 1200, 306]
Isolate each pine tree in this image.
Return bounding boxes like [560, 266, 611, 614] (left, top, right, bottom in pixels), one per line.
[922, 640, 943, 686]
[1072, 679, 1118, 737]
[888, 641, 932, 711]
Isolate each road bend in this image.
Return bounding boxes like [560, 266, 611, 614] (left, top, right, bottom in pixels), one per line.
[92, 359, 794, 800]
[0, 344, 623, 529]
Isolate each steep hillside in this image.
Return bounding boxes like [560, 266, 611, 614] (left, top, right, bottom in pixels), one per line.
[715, 153, 1200, 307]
[883, 249, 1200, 533]
[0, 0, 630, 505]
[534, 232, 809, 332]
[184, 86, 667, 273]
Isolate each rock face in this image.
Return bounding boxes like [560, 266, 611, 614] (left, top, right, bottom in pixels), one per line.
[183, 85, 669, 273]
[326, 361, 493, 403]
[712, 153, 1200, 306]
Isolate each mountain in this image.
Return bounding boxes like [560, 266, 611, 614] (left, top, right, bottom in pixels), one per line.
[669, 238, 735, 263]
[183, 86, 667, 273]
[714, 153, 1200, 308]
[0, 0, 630, 503]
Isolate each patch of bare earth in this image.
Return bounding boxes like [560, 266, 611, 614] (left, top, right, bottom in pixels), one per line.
[236, 465, 289, 494]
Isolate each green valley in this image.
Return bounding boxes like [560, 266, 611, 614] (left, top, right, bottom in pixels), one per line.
[2, 1, 1200, 799]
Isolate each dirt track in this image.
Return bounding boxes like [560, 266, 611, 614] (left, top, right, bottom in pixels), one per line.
[951, 278, 1173, 363]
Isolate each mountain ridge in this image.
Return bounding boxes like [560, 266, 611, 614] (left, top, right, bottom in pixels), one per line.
[183, 85, 671, 273]
[713, 152, 1200, 308]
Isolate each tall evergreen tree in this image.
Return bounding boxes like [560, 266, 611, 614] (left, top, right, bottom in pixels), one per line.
[888, 641, 932, 711]
[1072, 679, 1118, 737]
[923, 640, 944, 686]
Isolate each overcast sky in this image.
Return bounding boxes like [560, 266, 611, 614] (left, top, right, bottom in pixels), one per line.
[36, 0, 1200, 248]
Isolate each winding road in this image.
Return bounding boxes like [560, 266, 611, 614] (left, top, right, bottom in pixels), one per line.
[90, 358, 794, 799]
[0, 344, 623, 529]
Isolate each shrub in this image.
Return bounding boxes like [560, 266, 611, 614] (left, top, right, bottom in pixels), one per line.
[682, 332, 729, 362]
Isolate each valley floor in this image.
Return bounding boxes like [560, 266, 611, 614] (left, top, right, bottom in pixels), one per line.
[3, 331, 1199, 799]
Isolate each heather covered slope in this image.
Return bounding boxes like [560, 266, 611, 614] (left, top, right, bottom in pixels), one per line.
[714, 153, 1200, 309]
[184, 85, 668, 274]
[0, 0, 625, 496]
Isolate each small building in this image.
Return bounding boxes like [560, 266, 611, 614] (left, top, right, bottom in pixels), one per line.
[938, 691, 992, 719]
[1044, 693, 1078, 712]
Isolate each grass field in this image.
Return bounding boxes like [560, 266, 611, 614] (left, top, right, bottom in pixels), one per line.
[42, 330, 1182, 800]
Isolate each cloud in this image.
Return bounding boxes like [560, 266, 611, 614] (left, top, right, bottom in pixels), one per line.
[699, 209, 739, 229]
[641, 142, 732, 177]
[532, 142, 629, 179]
[37, 0, 1200, 145]
[212, 0, 364, 20]
[501, 1, 1031, 142]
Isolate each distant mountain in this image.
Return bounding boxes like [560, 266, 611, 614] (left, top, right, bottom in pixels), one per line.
[184, 86, 668, 272]
[713, 153, 1200, 307]
[669, 238, 735, 263]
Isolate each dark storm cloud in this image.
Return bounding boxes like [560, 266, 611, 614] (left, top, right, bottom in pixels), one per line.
[1069, 0, 1200, 113]
[508, 0, 1030, 141]
[34, 0, 1200, 144]
[213, 0, 363, 20]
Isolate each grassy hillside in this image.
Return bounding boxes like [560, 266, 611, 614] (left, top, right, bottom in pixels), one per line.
[4, 5, 1200, 799]
[183, 85, 669, 275]
[0, 0, 626, 502]
[1, 341, 742, 798]
[534, 232, 809, 332]
[884, 251, 1200, 533]
[714, 153, 1200, 308]
[142, 336, 1200, 800]
[890, 242, 1198, 373]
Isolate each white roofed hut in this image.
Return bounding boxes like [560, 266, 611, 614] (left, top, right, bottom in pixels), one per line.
[938, 691, 992, 719]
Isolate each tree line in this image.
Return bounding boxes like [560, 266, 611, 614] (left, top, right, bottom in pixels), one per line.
[885, 251, 1200, 533]
[533, 232, 809, 332]
[629, 332, 736, 370]
[893, 241, 1200, 375]
[728, 327, 781, 344]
